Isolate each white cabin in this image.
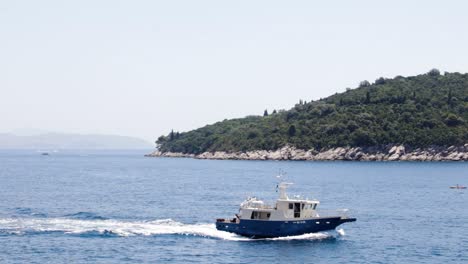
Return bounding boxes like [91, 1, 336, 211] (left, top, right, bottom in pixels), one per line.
[237, 182, 320, 221]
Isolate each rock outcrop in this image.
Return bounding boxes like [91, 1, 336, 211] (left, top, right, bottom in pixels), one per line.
[145, 144, 468, 161]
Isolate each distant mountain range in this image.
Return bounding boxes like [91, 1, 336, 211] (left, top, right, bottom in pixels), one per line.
[0, 132, 153, 149]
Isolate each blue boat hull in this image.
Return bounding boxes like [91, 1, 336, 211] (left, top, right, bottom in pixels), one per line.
[216, 217, 356, 238]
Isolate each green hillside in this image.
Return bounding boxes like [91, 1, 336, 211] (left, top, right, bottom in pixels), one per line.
[156, 70, 468, 154]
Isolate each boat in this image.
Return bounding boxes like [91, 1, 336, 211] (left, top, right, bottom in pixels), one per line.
[41, 152, 49, 156]
[216, 180, 356, 238]
[450, 184, 466, 189]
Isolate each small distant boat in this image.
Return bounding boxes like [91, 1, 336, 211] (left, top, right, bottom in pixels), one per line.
[41, 152, 50, 156]
[450, 184, 466, 189]
[215, 177, 356, 238]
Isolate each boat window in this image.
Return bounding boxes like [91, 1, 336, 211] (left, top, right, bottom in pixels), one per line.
[251, 211, 271, 220]
[289, 203, 293, 209]
[302, 204, 305, 209]
[294, 203, 301, 218]
[313, 204, 317, 210]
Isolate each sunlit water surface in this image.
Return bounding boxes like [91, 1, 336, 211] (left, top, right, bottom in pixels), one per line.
[0, 150, 467, 263]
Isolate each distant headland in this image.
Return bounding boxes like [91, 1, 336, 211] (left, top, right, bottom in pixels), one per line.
[148, 70, 468, 161]
[0, 131, 152, 150]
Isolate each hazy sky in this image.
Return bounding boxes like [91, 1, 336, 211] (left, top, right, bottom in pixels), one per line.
[1, 0, 467, 143]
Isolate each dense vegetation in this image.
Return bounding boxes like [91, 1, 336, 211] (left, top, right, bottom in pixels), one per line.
[156, 70, 468, 154]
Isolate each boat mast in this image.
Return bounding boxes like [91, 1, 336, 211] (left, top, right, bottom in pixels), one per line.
[278, 182, 293, 199]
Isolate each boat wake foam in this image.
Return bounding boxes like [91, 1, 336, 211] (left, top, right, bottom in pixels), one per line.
[0, 217, 339, 241]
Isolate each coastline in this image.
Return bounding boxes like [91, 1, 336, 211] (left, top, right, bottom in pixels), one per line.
[145, 144, 468, 161]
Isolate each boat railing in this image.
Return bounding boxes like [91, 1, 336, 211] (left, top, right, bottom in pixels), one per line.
[316, 209, 351, 219]
[240, 202, 275, 210]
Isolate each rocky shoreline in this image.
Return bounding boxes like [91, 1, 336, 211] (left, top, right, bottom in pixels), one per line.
[145, 144, 468, 161]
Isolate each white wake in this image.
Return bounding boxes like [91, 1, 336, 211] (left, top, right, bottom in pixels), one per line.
[0, 217, 338, 241]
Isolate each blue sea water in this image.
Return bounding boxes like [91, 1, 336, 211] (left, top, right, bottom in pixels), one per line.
[0, 150, 467, 264]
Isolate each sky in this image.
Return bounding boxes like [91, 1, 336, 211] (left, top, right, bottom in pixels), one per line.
[1, 0, 467, 143]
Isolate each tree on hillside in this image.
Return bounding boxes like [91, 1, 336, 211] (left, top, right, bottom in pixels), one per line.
[263, 109, 269, 116]
[365, 91, 371, 103]
[448, 88, 453, 105]
[428, 68, 440, 76]
[169, 130, 175, 141]
[359, 80, 371, 87]
[288, 125, 296, 137]
[445, 114, 464, 126]
[375, 77, 386, 85]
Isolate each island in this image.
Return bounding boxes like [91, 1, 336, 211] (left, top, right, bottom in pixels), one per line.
[147, 70, 468, 161]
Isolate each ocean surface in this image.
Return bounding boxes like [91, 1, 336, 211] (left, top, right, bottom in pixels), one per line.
[0, 150, 467, 264]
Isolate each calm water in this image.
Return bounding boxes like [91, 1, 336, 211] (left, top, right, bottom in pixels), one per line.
[0, 150, 467, 263]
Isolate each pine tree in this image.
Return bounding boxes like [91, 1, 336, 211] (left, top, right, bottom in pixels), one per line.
[365, 91, 371, 103]
[288, 125, 296, 137]
[169, 129, 175, 141]
[448, 88, 452, 105]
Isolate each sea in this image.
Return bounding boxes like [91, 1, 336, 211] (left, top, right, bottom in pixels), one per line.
[0, 150, 467, 264]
